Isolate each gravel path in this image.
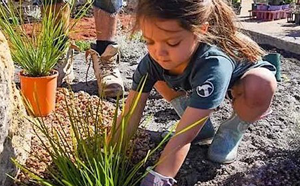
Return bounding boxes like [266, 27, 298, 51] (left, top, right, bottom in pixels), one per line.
[64, 36, 300, 186]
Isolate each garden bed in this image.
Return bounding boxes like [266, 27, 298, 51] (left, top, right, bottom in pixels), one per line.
[13, 11, 300, 186]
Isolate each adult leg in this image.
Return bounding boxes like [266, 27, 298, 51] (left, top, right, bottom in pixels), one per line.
[90, 0, 124, 97]
[94, 7, 117, 49]
[208, 67, 277, 163]
[43, 2, 70, 33]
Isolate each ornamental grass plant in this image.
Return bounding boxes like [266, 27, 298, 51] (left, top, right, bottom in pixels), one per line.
[13, 79, 170, 186]
[0, 0, 92, 77]
[13, 78, 208, 186]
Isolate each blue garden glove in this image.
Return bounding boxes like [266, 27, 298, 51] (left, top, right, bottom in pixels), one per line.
[140, 167, 177, 186]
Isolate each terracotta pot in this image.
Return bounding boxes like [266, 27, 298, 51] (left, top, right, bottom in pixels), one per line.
[19, 70, 58, 117]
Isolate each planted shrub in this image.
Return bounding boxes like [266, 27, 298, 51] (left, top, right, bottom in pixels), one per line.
[14, 82, 208, 185]
[0, 0, 92, 77]
[12, 81, 168, 186]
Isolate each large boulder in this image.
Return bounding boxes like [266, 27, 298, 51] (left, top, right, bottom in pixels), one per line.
[0, 32, 32, 186]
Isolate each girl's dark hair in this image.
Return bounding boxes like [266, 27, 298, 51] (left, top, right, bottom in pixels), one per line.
[133, 0, 265, 62]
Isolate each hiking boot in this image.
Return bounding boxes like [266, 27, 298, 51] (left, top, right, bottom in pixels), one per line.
[207, 112, 251, 163]
[88, 43, 124, 97]
[54, 47, 75, 86]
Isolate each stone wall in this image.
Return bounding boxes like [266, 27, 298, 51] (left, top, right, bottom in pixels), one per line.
[0, 32, 32, 186]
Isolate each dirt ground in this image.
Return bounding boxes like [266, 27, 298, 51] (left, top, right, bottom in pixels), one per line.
[15, 11, 300, 186]
[59, 15, 300, 185]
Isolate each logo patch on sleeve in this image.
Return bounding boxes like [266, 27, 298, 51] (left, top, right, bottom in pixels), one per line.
[196, 81, 214, 97]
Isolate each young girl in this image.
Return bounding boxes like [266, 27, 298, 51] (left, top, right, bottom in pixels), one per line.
[116, 0, 277, 185]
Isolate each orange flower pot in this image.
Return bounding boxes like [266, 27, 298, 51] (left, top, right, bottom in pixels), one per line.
[19, 70, 58, 117]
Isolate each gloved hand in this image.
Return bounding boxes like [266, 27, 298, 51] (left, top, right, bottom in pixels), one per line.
[140, 167, 177, 186]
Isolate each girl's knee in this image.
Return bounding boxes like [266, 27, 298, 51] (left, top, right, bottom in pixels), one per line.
[241, 68, 277, 107]
[232, 68, 277, 122]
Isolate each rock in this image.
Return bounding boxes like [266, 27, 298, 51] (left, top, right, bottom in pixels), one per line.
[0, 31, 32, 186]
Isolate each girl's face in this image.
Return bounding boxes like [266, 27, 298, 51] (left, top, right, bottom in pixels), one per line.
[140, 18, 199, 75]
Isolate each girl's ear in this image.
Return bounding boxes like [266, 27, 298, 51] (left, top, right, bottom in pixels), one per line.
[200, 22, 209, 34]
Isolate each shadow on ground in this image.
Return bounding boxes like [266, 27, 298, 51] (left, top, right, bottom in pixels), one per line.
[63, 80, 98, 96]
[284, 29, 300, 38]
[223, 148, 300, 186]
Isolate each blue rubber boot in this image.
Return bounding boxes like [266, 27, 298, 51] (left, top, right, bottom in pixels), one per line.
[170, 96, 215, 145]
[207, 112, 251, 163]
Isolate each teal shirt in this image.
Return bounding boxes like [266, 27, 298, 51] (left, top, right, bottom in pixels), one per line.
[132, 43, 275, 109]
